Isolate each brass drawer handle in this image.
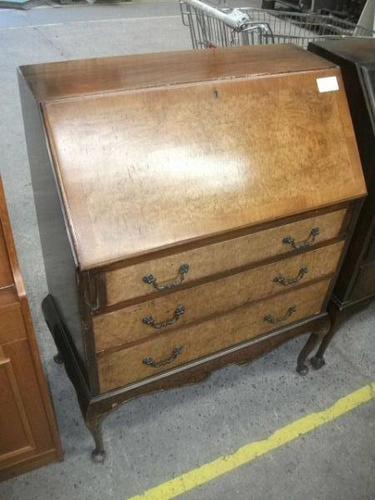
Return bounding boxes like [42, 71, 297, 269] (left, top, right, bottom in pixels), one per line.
[264, 305, 297, 324]
[143, 305, 185, 330]
[282, 228, 320, 251]
[143, 346, 183, 368]
[273, 267, 308, 286]
[143, 264, 190, 291]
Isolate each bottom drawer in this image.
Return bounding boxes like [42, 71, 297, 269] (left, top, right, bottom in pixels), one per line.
[98, 279, 330, 392]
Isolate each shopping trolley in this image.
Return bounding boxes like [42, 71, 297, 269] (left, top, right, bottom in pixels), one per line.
[179, 0, 374, 49]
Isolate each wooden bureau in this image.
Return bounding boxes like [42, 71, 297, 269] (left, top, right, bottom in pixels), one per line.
[308, 39, 375, 367]
[18, 44, 366, 462]
[0, 178, 62, 481]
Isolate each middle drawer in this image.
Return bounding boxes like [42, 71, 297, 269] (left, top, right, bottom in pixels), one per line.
[94, 241, 344, 352]
[97, 278, 331, 393]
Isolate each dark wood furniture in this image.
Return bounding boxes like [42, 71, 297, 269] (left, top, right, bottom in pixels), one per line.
[308, 39, 375, 368]
[0, 178, 62, 481]
[18, 44, 366, 462]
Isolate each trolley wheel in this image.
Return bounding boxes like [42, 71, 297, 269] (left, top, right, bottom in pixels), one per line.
[261, 0, 275, 9]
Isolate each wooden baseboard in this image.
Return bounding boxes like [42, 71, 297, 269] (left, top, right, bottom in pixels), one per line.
[0, 448, 63, 482]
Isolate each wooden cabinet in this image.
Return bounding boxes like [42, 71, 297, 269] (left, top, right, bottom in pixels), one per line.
[0, 345, 36, 464]
[308, 39, 375, 349]
[0, 180, 62, 481]
[18, 44, 366, 462]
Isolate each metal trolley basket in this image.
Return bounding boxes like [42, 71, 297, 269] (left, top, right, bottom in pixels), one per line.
[180, 0, 374, 49]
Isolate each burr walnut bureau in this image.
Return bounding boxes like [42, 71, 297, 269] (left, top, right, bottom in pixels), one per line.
[0, 178, 62, 481]
[307, 39, 375, 367]
[18, 44, 366, 462]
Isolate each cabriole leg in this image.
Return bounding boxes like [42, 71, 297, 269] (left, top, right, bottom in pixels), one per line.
[86, 415, 106, 463]
[296, 317, 331, 375]
[296, 332, 320, 375]
[311, 303, 339, 370]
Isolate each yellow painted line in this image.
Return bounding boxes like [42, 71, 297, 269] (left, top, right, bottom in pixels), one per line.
[129, 381, 375, 500]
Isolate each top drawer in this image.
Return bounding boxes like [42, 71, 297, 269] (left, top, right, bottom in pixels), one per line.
[105, 208, 348, 306]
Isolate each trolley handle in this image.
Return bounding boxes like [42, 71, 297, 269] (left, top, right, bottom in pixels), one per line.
[182, 0, 251, 30]
[242, 22, 275, 41]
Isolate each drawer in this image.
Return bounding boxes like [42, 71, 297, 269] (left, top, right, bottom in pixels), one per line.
[94, 241, 344, 352]
[0, 224, 13, 289]
[350, 264, 375, 302]
[98, 279, 331, 392]
[104, 208, 347, 306]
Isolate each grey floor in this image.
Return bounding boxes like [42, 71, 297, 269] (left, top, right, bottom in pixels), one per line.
[0, 2, 375, 499]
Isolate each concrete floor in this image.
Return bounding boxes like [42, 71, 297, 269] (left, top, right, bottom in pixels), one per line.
[0, 2, 374, 499]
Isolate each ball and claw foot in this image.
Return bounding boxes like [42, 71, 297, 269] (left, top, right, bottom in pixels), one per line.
[91, 449, 106, 464]
[296, 363, 309, 376]
[310, 356, 325, 370]
[53, 352, 64, 364]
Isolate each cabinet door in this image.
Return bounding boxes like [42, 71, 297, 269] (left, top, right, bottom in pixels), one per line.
[0, 347, 35, 463]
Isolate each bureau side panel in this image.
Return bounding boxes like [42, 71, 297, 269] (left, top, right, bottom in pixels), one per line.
[18, 73, 87, 373]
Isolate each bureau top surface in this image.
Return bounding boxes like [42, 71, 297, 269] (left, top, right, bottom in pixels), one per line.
[35, 46, 365, 270]
[20, 44, 333, 100]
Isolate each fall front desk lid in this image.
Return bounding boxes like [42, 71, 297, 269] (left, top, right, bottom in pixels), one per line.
[30, 46, 366, 270]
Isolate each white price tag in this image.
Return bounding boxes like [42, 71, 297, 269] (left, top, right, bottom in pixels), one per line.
[316, 76, 339, 93]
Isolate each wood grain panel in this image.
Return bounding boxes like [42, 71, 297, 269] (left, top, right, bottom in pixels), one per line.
[0, 340, 55, 472]
[0, 295, 27, 345]
[105, 209, 347, 305]
[43, 66, 365, 270]
[0, 348, 35, 463]
[0, 225, 13, 289]
[95, 241, 344, 352]
[98, 279, 331, 392]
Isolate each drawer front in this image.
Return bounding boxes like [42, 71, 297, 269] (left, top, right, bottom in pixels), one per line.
[105, 208, 347, 306]
[98, 279, 330, 393]
[94, 241, 344, 352]
[0, 225, 13, 289]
